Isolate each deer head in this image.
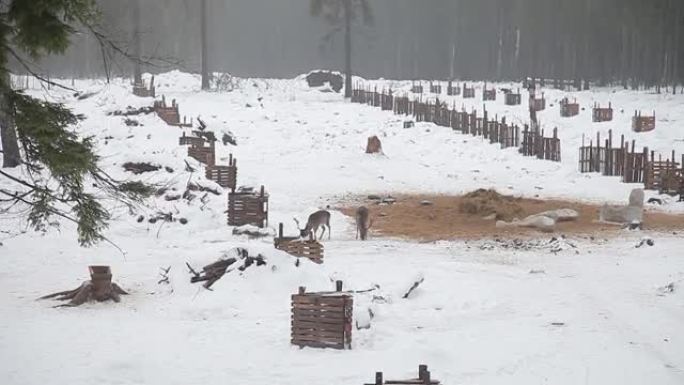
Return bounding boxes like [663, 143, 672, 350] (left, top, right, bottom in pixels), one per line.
[294, 210, 331, 241]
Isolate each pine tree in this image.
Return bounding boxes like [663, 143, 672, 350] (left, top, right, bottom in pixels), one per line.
[0, 0, 152, 246]
[310, 0, 373, 98]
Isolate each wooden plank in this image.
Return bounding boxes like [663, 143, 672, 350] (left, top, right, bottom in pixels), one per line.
[292, 295, 347, 305]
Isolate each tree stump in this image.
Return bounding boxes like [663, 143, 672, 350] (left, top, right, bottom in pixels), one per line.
[40, 266, 128, 307]
[366, 136, 383, 154]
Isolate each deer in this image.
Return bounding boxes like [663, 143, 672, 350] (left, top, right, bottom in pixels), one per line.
[294, 210, 331, 241]
[355, 206, 373, 240]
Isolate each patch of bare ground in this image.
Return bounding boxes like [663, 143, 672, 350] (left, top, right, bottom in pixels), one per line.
[337, 190, 684, 241]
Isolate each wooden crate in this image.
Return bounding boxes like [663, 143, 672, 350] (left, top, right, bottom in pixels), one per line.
[446, 81, 460, 96]
[274, 224, 324, 264]
[179, 132, 206, 147]
[365, 365, 441, 385]
[227, 185, 269, 228]
[188, 141, 215, 166]
[482, 84, 496, 101]
[530, 93, 546, 111]
[462, 83, 475, 98]
[429, 82, 441, 94]
[505, 92, 521, 105]
[154, 96, 192, 127]
[632, 111, 656, 132]
[560, 98, 579, 117]
[592, 103, 613, 122]
[291, 283, 353, 350]
[411, 84, 423, 94]
[205, 155, 237, 189]
[132, 76, 155, 98]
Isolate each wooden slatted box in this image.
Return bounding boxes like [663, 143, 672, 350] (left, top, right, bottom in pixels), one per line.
[291, 282, 352, 350]
[206, 154, 237, 189]
[227, 185, 269, 228]
[274, 223, 323, 264]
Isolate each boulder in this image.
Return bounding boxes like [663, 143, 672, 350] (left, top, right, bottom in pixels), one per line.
[305, 71, 344, 93]
[599, 188, 644, 224]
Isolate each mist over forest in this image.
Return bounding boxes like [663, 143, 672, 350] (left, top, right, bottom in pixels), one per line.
[29, 0, 684, 88]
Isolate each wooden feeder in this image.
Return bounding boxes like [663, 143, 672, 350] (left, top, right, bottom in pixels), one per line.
[429, 82, 441, 94]
[291, 281, 353, 350]
[132, 76, 155, 98]
[403, 121, 415, 128]
[154, 95, 192, 127]
[632, 110, 656, 133]
[227, 185, 269, 228]
[274, 223, 324, 264]
[205, 154, 237, 189]
[188, 140, 216, 166]
[179, 132, 207, 147]
[560, 97, 579, 117]
[592, 102, 613, 122]
[446, 80, 461, 96]
[365, 365, 441, 385]
[530, 92, 546, 111]
[504, 90, 521, 105]
[462, 83, 475, 98]
[482, 83, 496, 101]
[411, 82, 423, 94]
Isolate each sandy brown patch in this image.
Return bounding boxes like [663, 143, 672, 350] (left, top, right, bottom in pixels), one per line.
[338, 191, 684, 241]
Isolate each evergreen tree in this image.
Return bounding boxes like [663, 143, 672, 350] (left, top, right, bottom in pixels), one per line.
[0, 0, 151, 246]
[310, 0, 373, 97]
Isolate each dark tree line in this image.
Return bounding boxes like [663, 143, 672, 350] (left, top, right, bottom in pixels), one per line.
[17, 0, 684, 90]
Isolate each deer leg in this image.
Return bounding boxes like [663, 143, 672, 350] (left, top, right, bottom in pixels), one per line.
[318, 226, 325, 240]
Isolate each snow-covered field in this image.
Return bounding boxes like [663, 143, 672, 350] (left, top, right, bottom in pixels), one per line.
[1, 72, 683, 385]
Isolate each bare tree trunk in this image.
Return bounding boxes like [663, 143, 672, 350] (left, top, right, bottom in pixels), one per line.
[673, 0, 681, 94]
[343, 0, 352, 98]
[132, 0, 142, 85]
[200, 0, 210, 90]
[1, 74, 20, 168]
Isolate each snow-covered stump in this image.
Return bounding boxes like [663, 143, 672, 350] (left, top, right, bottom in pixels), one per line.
[274, 223, 324, 264]
[227, 185, 269, 228]
[205, 154, 237, 189]
[367, 365, 441, 385]
[39, 266, 128, 307]
[291, 281, 353, 350]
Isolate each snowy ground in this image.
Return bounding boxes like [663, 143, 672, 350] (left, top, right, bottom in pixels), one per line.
[1, 72, 683, 385]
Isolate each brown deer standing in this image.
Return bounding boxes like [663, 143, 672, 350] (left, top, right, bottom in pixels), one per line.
[355, 206, 373, 240]
[294, 210, 331, 241]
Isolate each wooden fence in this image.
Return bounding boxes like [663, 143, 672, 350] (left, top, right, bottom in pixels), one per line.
[227, 185, 269, 228]
[578, 131, 683, 196]
[291, 282, 353, 350]
[274, 223, 324, 264]
[352, 83, 556, 158]
[365, 365, 440, 385]
[520, 126, 561, 161]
